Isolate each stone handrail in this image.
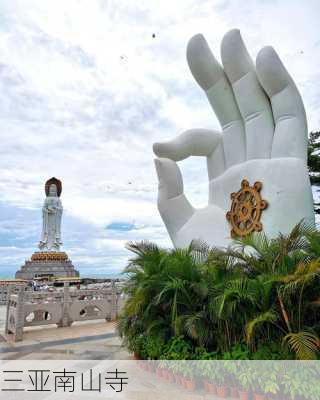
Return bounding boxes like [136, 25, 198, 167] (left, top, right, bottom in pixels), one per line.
[5, 281, 125, 342]
[0, 283, 26, 305]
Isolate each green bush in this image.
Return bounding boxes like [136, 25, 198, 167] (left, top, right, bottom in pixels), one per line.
[118, 222, 320, 360]
[145, 335, 164, 359]
[161, 336, 193, 360]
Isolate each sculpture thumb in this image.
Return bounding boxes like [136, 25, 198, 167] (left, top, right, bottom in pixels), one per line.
[154, 158, 184, 201]
[154, 158, 194, 240]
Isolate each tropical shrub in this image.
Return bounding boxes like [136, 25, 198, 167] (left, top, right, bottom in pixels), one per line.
[161, 336, 193, 360]
[145, 335, 165, 359]
[118, 222, 320, 360]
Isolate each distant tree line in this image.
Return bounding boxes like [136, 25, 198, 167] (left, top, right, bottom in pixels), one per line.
[308, 131, 320, 214]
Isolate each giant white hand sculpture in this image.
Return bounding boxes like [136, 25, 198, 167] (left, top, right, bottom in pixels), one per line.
[153, 30, 315, 249]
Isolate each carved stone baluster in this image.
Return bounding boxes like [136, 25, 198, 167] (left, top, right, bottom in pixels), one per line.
[14, 285, 26, 342]
[57, 282, 73, 327]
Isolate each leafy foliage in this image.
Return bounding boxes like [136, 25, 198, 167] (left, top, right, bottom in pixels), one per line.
[283, 331, 319, 360]
[118, 223, 320, 360]
[308, 130, 320, 213]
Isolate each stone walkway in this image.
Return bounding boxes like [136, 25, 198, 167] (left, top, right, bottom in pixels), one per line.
[0, 306, 130, 360]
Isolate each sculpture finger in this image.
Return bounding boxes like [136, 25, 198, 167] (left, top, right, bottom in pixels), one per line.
[153, 129, 222, 160]
[153, 129, 225, 179]
[154, 158, 194, 240]
[256, 46, 307, 162]
[187, 34, 245, 168]
[221, 29, 274, 160]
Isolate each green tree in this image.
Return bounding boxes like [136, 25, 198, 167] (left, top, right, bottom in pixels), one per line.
[308, 131, 320, 214]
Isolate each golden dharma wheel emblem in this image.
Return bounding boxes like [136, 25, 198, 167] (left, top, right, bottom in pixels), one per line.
[226, 179, 268, 238]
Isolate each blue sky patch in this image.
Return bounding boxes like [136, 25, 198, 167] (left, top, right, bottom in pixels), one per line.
[106, 222, 135, 231]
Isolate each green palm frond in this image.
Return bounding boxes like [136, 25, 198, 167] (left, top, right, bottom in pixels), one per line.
[306, 229, 320, 258]
[183, 311, 212, 346]
[279, 220, 315, 253]
[229, 221, 313, 275]
[124, 287, 146, 316]
[234, 231, 271, 257]
[210, 278, 258, 319]
[283, 331, 319, 360]
[281, 260, 320, 287]
[188, 239, 211, 263]
[125, 240, 161, 256]
[246, 310, 278, 344]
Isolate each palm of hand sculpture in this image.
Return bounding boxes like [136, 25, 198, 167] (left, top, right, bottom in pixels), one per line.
[153, 30, 314, 249]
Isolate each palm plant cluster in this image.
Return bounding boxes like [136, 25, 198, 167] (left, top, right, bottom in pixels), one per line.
[118, 222, 320, 360]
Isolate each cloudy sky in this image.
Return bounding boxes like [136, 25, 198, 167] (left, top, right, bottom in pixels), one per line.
[0, 0, 319, 277]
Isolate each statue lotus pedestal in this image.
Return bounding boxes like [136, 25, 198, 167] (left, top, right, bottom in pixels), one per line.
[15, 251, 79, 280]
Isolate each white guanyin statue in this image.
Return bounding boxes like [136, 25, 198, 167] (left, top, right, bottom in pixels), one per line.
[39, 177, 63, 252]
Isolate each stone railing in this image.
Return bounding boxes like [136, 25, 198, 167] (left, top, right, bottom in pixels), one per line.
[5, 281, 125, 342]
[0, 282, 26, 305]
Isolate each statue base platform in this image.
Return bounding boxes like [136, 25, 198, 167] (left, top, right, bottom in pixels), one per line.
[15, 252, 80, 280]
